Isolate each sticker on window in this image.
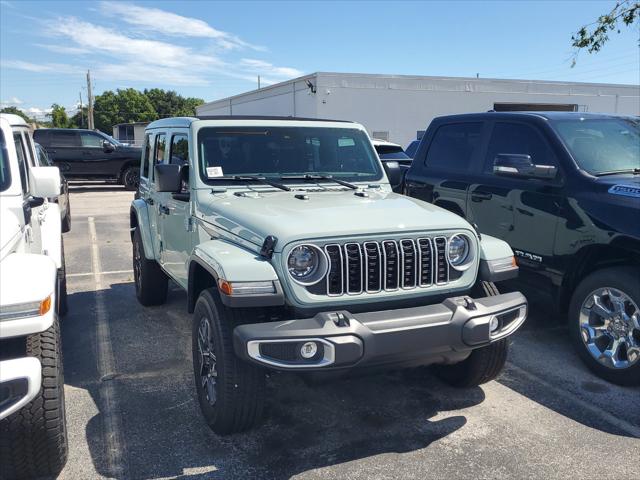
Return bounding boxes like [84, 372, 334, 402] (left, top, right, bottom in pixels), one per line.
[206, 166, 224, 178]
[338, 137, 355, 147]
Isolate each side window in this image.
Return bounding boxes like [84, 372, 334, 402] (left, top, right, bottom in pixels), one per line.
[425, 123, 483, 171]
[141, 133, 151, 179]
[154, 134, 166, 166]
[22, 132, 36, 166]
[484, 122, 558, 173]
[33, 130, 50, 147]
[169, 134, 189, 165]
[51, 130, 80, 147]
[13, 132, 29, 194]
[80, 132, 104, 148]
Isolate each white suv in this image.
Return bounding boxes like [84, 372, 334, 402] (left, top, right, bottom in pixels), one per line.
[0, 113, 68, 478]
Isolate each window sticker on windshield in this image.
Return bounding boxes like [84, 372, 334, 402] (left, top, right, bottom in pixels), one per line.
[338, 137, 355, 147]
[608, 184, 640, 199]
[206, 166, 224, 178]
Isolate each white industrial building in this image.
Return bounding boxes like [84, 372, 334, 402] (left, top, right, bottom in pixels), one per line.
[196, 72, 640, 147]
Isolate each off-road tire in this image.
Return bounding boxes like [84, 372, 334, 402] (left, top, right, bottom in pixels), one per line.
[132, 228, 168, 306]
[569, 267, 640, 386]
[192, 288, 265, 435]
[434, 280, 508, 387]
[0, 318, 68, 479]
[121, 166, 140, 191]
[56, 239, 68, 318]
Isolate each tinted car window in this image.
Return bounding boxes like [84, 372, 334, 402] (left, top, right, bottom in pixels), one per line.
[170, 134, 189, 165]
[80, 132, 104, 148]
[51, 130, 80, 147]
[13, 132, 29, 194]
[141, 134, 151, 179]
[425, 123, 482, 171]
[35, 144, 50, 166]
[32, 130, 50, 146]
[0, 131, 10, 192]
[484, 122, 557, 172]
[154, 134, 166, 165]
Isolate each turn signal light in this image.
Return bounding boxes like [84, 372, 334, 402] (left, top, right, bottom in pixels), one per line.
[39, 295, 52, 316]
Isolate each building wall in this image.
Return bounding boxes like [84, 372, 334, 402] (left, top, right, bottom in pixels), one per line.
[196, 72, 640, 147]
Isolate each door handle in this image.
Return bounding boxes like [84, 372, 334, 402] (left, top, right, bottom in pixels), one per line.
[145, 198, 154, 205]
[471, 191, 492, 202]
[159, 205, 171, 215]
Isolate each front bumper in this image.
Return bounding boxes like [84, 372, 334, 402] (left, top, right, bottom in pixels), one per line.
[0, 357, 42, 420]
[234, 292, 527, 370]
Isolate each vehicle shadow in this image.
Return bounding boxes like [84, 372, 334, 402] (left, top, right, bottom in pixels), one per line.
[61, 282, 485, 480]
[496, 287, 640, 439]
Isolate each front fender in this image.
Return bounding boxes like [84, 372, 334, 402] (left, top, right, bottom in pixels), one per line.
[191, 239, 279, 283]
[0, 253, 57, 338]
[478, 234, 519, 283]
[130, 199, 155, 260]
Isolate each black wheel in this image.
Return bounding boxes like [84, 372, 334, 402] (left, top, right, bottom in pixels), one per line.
[434, 280, 508, 387]
[569, 267, 640, 386]
[0, 317, 68, 479]
[121, 166, 140, 191]
[192, 288, 265, 435]
[56, 238, 68, 318]
[61, 205, 71, 233]
[132, 228, 168, 306]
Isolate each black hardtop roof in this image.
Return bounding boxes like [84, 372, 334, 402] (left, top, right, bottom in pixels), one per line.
[433, 111, 628, 123]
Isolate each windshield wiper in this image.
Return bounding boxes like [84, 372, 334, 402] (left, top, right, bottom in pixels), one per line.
[228, 175, 291, 191]
[280, 174, 358, 190]
[595, 168, 640, 176]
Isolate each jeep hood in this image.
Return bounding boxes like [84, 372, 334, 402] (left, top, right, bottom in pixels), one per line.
[196, 189, 473, 250]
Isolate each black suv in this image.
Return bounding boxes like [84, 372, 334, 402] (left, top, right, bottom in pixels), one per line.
[404, 112, 640, 385]
[33, 128, 142, 190]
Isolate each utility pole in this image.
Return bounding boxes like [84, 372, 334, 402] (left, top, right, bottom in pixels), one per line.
[86, 70, 94, 130]
[78, 92, 84, 128]
[258, 75, 261, 89]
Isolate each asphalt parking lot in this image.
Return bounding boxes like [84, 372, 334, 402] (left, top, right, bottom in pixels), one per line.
[58, 184, 639, 480]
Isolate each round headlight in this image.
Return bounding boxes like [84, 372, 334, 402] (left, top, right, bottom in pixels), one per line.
[287, 245, 326, 284]
[448, 234, 470, 267]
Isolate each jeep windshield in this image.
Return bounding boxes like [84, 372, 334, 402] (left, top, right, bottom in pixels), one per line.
[197, 126, 383, 185]
[550, 118, 640, 176]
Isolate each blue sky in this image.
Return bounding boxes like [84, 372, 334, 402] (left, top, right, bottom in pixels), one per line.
[1, 0, 638, 119]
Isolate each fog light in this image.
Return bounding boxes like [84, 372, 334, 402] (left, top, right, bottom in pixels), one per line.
[300, 341, 318, 359]
[490, 316, 500, 333]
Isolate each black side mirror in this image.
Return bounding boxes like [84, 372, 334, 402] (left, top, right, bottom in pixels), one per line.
[103, 140, 115, 153]
[493, 154, 557, 180]
[381, 159, 404, 189]
[155, 164, 182, 192]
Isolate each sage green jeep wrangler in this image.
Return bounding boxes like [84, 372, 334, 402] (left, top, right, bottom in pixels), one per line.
[130, 116, 527, 434]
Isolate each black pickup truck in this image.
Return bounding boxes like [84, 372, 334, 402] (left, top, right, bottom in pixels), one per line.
[33, 128, 142, 190]
[404, 112, 640, 385]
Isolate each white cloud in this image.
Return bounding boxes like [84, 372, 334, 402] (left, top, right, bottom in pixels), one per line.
[0, 60, 82, 74]
[239, 59, 303, 79]
[33, 43, 91, 55]
[99, 2, 265, 51]
[47, 17, 220, 70]
[0, 96, 23, 107]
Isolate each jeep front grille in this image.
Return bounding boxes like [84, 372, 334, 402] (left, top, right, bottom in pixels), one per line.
[323, 238, 447, 297]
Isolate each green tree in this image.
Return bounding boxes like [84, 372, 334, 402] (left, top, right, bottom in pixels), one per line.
[69, 106, 88, 129]
[93, 88, 158, 133]
[144, 88, 204, 118]
[0, 106, 32, 123]
[571, 1, 639, 64]
[50, 104, 69, 128]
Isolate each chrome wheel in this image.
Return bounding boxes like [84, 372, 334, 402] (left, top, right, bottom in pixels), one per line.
[197, 316, 218, 405]
[579, 287, 640, 369]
